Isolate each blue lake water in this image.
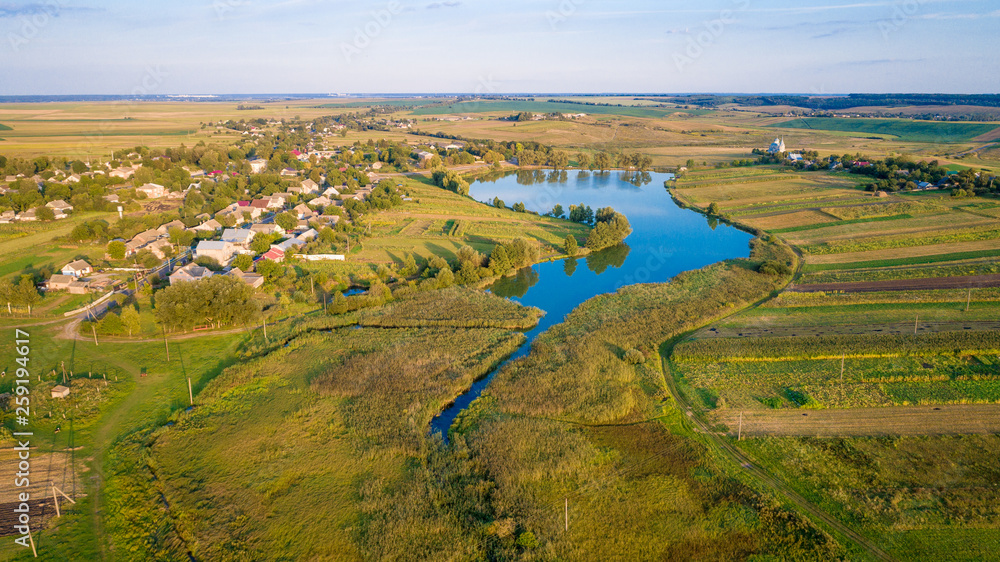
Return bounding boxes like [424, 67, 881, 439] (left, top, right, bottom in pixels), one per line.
[430, 170, 754, 438]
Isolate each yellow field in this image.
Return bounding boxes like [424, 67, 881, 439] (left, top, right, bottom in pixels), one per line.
[743, 210, 838, 230]
[807, 238, 1000, 265]
[784, 211, 995, 245]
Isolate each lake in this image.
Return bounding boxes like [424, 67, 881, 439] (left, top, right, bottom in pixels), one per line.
[430, 169, 754, 438]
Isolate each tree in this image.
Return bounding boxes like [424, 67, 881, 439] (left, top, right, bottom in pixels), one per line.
[594, 152, 611, 172]
[564, 235, 578, 256]
[512, 202, 526, 213]
[585, 210, 632, 251]
[707, 202, 721, 216]
[549, 151, 569, 170]
[35, 206, 55, 222]
[0, 278, 13, 314]
[249, 235, 274, 255]
[435, 266, 454, 288]
[17, 275, 40, 315]
[275, 211, 298, 232]
[550, 203, 565, 218]
[492, 197, 505, 209]
[106, 240, 127, 260]
[255, 259, 283, 280]
[232, 254, 254, 271]
[121, 306, 141, 337]
[569, 203, 594, 225]
[576, 152, 591, 170]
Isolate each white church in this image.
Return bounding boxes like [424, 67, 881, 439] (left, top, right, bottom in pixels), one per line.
[767, 138, 786, 154]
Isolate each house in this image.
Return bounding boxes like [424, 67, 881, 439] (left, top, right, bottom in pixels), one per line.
[298, 228, 318, 241]
[280, 168, 298, 177]
[0, 210, 15, 224]
[293, 203, 313, 219]
[311, 196, 333, 208]
[195, 240, 235, 264]
[47, 274, 75, 291]
[169, 263, 215, 284]
[221, 228, 255, 246]
[67, 280, 90, 294]
[371, 161, 383, 170]
[260, 248, 285, 262]
[136, 183, 166, 199]
[250, 223, 284, 236]
[322, 187, 341, 198]
[416, 150, 436, 162]
[61, 259, 93, 278]
[157, 219, 187, 235]
[250, 199, 270, 211]
[51, 385, 71, 399]
[228, 268, 265, 288]
[109, 166, 138, 179]
[103, 193, 120, 203]
[66, 174, 81, 183]
[272, 238, 307, 252]
[264, 195, 286, 209]
[787, 153, 803, 161]
[194, 218, 223, 232]
[301, 179, 320, 193]
[46, 200, 73, 214]
[146, 239, 174, 260]
[248, 159, 268, 174]
[17, 208, 37, 222]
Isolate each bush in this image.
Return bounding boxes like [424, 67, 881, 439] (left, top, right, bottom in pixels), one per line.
[758, 260, 792, 276]
[623, 348, 645, 364]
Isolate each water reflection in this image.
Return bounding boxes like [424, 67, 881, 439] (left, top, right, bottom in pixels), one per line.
[584, 243, 630, 275]
[563, 256, 578, 277]
[490, 266, 540, 299]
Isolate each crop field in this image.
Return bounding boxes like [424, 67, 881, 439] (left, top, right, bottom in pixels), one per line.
[805, 239, 1000, 268]
[739, 436, 1000, 561]
[410, 99, 674, 119]
[767, 117, 1000, 143]
[780, 211, 992, 245]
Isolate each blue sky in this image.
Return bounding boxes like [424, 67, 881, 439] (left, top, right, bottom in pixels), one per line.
[0, 0, 997, 94]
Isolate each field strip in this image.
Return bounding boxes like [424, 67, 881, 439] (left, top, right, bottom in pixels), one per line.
[714, 404, 1000, 437]
[808, 238, 1000, 265]
[701, 320, 1000, 339]
[791, 274, 1000, 292]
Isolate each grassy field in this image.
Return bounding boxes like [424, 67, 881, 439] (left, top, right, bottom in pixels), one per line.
[354, 175, 589, 267]
[741, 435, 1000, 561]
[768, 117, 1000, 143]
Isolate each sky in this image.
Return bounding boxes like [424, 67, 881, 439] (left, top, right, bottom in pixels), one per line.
[0, 0, 998, 95]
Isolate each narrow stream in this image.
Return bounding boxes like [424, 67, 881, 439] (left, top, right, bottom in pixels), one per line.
[430, 170, 754, 439]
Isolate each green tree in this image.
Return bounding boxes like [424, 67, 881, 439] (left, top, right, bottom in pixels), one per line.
[17, 275, 40, 315]
[275, 211, 298, 232]
[594, 152, 611, 172]
[435, 266, 454, 288]
[707, 202, 720, 216]
[512, 202, 526, 213]
[120, 306, 141, 337]
[563, 235, 578, 256]
[232, 253, 254, 271]
[35, 206, 55, 221]
[0, 278, 14, 314]
[550, 203, 565, 218]
[106, 240, 127, 260]
[575, 152, 591, 170]
[549, 150, 569, 170]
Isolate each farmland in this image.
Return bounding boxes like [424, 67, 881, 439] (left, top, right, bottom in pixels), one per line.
[3, 97, 1000, 560]
[767, 117, 1000, 143]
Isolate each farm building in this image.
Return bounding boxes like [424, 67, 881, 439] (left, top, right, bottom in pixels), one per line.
[61, 259, 93, 278]
[195, 240, 235, 264]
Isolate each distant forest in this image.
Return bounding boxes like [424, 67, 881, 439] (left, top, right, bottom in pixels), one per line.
[646, 94, 1000, 110]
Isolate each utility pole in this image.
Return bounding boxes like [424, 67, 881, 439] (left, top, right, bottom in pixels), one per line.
[91, 325, 99, 346]
[162, 326, 169, 361]
[914, 315, 918, 335]
[61, 361, 66, 383]
[738, 412, 743, 441]
[841, 353, 845, 383]
[564, 498, 568, 532]
[967, 289, 971, 312]
[188, 377, 194, 406]
[262, 317, 268, 340]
